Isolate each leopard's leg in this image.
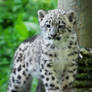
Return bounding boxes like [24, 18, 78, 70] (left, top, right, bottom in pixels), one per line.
[36, 79, 45, 92]
[7, 48, 32, 92]
[61, 61, 77, 92]
[22, 77, 32, 92]
[7, 66, 32, 92]
[40, 59, 62, 92]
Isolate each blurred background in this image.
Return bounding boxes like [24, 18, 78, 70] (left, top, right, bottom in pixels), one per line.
[0, 0, 57, 91]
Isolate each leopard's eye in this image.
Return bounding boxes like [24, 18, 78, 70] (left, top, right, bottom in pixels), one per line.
[46, 24, 50, 28]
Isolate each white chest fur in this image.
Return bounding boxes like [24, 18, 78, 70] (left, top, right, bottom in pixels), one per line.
[42, 34, 78, 73]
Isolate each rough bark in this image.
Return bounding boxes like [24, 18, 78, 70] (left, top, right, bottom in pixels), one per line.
[59, 0, 92, 48]
[78, 0, 92, 48]
[74, 48, 92, 92]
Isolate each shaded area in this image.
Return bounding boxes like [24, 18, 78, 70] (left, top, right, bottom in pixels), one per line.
[74, 49, 92, 92]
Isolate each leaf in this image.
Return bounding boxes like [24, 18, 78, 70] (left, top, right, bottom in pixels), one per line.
[15, 22, 29, 41]
[14, 0, 22, 4]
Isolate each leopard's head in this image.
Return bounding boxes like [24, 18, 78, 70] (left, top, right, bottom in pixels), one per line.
[38, 9, 76, 40]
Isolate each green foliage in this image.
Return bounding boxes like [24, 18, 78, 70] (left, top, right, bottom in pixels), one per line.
[15, 14, 29, 41]
[31, 78, 38, 92]
[0, 0, 57, 92]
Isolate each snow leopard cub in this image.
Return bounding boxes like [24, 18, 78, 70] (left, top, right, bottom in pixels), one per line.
[7, 9, 79, 92]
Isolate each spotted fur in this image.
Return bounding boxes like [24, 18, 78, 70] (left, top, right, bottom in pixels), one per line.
[7, 9, 79, 92]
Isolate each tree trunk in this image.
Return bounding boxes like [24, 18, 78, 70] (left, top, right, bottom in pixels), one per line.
[59, 0, 92, 48]
[78, 0, 92, 48]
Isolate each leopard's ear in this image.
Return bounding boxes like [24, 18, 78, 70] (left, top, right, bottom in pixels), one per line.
[66, 10, 76, 25]
[38, 10, 47, 22]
